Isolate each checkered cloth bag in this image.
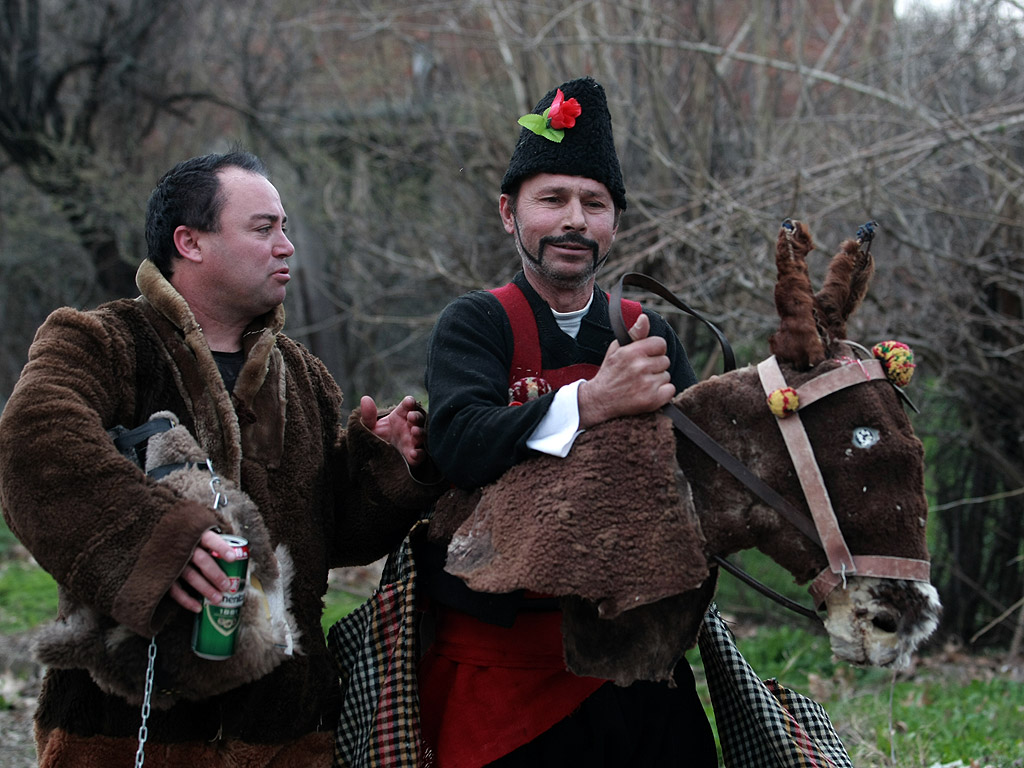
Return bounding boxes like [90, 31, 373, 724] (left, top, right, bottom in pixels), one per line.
[329, 521, 428, 768]
[698, 604, 853, 768]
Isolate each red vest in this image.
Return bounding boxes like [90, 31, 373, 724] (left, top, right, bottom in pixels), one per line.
[491, 281, 642, 390]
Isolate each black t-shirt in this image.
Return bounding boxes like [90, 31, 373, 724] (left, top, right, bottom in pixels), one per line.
[212, 350, 245, 393]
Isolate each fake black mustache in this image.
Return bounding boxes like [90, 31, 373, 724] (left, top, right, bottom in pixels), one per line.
[539, 232, 600, 254]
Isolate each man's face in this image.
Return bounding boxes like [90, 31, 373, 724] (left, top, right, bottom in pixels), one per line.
[192, 168, 294, 320]
[499, 173, 618, 292]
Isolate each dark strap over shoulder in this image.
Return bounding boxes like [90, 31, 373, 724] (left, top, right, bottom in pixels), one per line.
[110, 417, 175, 456]
[608, 272, 736, 373]
[108, 417, 176, 472]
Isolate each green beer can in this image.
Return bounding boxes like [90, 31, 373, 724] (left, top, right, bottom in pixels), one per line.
[191, 535, 249, 660]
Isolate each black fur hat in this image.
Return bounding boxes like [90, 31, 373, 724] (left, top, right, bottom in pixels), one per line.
[500, 76, 626, 210]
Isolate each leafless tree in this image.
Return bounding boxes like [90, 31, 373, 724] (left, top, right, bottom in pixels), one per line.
[2, 0, 1022, 646]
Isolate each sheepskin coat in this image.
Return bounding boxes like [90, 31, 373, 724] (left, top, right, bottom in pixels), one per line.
[0, 260, 438, 764]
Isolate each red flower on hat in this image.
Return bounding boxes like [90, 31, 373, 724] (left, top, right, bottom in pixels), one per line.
[547, 88, 581, 130]
[517, 88, 583, 143]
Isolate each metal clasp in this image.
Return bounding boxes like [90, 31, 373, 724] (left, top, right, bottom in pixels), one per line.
[206, 458, 228, 509]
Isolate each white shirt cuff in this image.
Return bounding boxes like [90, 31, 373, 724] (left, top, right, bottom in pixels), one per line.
[525, 379, 585, 457]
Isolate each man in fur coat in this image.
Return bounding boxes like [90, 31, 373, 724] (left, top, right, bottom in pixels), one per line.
[0, 150, 440, 767]
[419, 77, 718, 766]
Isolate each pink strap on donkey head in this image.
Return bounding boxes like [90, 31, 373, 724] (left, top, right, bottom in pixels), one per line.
[758, 353, 931, 608]
[763, 219, 929, 608]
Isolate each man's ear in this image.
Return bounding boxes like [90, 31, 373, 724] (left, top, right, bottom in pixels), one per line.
[173, 225, 203, 264]
[498, 194, 516, 235]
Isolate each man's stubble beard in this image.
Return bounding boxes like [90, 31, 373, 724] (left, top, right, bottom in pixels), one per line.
[512, 216, 610, 292]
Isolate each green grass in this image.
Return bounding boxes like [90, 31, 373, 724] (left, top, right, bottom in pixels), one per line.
[698, 550, 1024, 768]
[687, 622, 1024, 767]
[0, 516, 58, 631]
[0, 555, 58, 634]
[0, 516, 20, 553]
[321, 589, 371, 633]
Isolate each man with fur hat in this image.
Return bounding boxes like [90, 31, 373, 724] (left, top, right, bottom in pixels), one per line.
[420, 77, 718, 766]
[0, 150, 440, 767]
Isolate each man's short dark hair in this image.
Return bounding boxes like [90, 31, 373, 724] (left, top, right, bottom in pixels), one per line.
[145, 150, 268, 278]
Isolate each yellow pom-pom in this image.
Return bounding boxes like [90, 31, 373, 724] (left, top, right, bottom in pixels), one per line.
[872, 341, 916, 387]
[767, 387, 800, 418]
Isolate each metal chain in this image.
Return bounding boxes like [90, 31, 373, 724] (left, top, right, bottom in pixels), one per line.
[206, 458, 228, 508]
[134, 636, 157, 768]
[132, 458, 225, 767]
[133, 456, 226, 766]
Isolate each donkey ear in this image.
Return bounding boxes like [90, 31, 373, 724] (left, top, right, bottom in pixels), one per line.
[769, 219, 825, 370]
[814, 231, 875, 347]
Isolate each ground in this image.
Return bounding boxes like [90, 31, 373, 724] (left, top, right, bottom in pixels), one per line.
[0, 629, 41, 768]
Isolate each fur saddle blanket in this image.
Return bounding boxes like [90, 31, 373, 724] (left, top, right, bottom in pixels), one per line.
[433, 411, 716, 685]
[33, 411, 300, 708]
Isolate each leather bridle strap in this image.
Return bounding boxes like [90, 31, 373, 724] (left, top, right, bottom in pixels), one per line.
[658, 404, 822, 545]
[758, 355, 931, 608]
[809, 555, 932, 607]
[659, 402, 825, 622]
[610, 273, 737, 373]
[786, 356, 889, 408]
[712, 552, 821, 621]
[757, 356, 857, 577]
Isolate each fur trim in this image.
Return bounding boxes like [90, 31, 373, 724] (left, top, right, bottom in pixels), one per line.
[135, 260, 287, 482]
[33, 411, 301, 708]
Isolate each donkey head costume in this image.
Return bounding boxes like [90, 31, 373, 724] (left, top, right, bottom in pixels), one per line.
[441, 219, 940, 684]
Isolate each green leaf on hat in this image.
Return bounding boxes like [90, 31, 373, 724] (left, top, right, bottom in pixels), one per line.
[517, 113, 565, 143]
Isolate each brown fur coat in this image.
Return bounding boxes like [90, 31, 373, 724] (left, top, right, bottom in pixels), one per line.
[0, 261, 439, 762]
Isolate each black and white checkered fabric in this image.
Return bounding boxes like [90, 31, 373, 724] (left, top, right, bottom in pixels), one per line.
[698, 604, 854, 768]
[328, 521, 428, 768]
